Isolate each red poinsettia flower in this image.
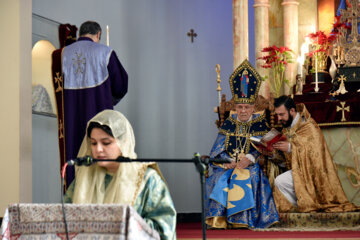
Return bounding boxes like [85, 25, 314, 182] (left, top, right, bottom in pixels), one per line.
[261, 64, 272, 69]
[257, 45, 294, 97]
[261, 46, 275, 52]
[307, 30, 337, 55]
[331, 14, 351, 36]
[279, 46, 291, 53]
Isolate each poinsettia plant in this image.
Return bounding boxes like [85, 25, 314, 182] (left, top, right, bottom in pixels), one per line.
[307, 16, 349, 73]
[331, 15, 350, 35]
[258, 45, 294, 97]
[307, 31, 337, 58]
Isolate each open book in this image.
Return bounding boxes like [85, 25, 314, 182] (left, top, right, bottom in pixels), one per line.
[250, 128, 287, 152]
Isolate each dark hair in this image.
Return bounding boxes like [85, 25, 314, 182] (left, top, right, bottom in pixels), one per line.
[79, 21, 102, 36]
[87, 122, 113, 138]
[274, 95, 296, 111]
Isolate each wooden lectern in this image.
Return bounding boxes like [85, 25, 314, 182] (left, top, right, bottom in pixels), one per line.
[1, 203, 160, 240]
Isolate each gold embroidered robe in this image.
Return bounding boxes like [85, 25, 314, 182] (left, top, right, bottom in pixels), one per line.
[274, 104, 358, 213]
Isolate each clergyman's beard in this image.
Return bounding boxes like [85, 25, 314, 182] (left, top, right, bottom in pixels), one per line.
[281, 112, 293, 128]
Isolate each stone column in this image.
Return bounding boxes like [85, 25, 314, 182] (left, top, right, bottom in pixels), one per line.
[282, 0, 299, 95]
[254, 0, 270, 98]
[0, 0, 32, 215]
[233, 0, 249, 69]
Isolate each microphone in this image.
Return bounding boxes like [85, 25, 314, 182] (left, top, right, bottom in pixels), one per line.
[67, 156, 133, 166]
[67, 156, 94, 166]
[67, 155, 232, 166]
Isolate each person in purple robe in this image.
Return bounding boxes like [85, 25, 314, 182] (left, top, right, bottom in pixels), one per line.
[54, 21, 128, 187]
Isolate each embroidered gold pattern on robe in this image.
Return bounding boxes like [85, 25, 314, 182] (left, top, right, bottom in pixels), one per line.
[274, 104, 358, 213]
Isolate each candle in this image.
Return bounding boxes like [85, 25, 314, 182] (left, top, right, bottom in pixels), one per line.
[297, 56, 303, 77]
[106, 25, 109, 46]
[301, 37, 310, 56]
[311, 25, 316, 34]
[315, 55, 319, 92]
[340, 47, 344, 61]
[300, 37, 310, 77]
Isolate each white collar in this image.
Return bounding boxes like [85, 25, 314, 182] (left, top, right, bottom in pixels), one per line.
[290, 112, 300, 128]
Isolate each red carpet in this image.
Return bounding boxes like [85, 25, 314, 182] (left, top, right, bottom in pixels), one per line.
[176, 222, 360, 239]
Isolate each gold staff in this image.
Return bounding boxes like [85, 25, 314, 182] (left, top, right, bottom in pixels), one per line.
[215, 64, 221, 106]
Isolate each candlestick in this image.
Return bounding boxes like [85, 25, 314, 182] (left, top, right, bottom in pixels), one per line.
[315, 55, 319, 92]
[106, 25, 109, 46]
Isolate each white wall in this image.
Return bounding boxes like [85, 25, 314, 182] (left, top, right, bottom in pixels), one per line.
[32, 0, 233, 212]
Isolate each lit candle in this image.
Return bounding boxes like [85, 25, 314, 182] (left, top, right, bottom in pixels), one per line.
[297, 56, 303, 77]
[311, 24, 316, 34]
[106, 25, 109, 46]
[301, 37, 310, 56]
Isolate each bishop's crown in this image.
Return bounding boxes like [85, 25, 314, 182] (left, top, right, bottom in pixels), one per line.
[229, 59, 262, 104]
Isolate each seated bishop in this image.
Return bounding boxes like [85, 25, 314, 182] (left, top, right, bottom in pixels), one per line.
[205, 59, 279, 229]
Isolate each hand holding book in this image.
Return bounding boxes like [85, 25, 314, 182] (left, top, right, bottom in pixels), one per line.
[250, 128, 287, 153]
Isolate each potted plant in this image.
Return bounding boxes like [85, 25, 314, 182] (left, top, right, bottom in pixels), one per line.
[307, 31, 337, 74]
[258, 45, 294, 97]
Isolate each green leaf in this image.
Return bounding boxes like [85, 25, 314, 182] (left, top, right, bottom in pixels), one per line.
[259, 75, 268, 82]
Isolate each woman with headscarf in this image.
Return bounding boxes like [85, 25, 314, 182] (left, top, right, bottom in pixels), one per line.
[64, 110, 177, 240]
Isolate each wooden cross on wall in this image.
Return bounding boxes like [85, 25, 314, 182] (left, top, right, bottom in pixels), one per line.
[187, 29, 197, 43]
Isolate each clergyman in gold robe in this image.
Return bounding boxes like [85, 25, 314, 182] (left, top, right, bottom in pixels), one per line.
[272, 95, 358, 213]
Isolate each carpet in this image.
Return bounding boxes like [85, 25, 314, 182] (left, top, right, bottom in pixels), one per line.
[259, 212, 360, 231]
[177, 222, 360, 239]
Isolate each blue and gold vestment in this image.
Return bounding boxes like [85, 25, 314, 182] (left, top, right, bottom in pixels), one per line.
[205, 113, 279, 229]
[64, 168, 177, 240]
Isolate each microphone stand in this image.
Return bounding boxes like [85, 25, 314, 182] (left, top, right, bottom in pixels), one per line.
[74, 154, 230, 240]
[193, 153, 209, 240]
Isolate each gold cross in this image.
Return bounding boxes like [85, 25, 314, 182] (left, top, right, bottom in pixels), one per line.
[54, 72, 63, 92]
[337, 75, 347, 84]
[340, 0, 360, 42]
[59, 119, 64, 138]
[72, 52, 86, 74]
[336, 101, 350, 122]
[233, 148, 240, 155]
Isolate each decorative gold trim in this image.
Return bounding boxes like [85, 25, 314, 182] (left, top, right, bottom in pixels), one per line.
[60, 48, 67, 188]
[220, 114, 268, 158]
[54, 72, 64, 92]
[219, 130, 268, 137]
[228, 113, 266, 126]
[219, 128, 268, 137]
[229, 59, 262, 104]
[225, 134, 230, 149]
[219, 114, 268, 136]
[318, 121, 360, 127]
[206, 216, 228, 229]
[227, 124, 253, 159]
[51, 47, 67, 189]
[131, 164, 150, 206]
